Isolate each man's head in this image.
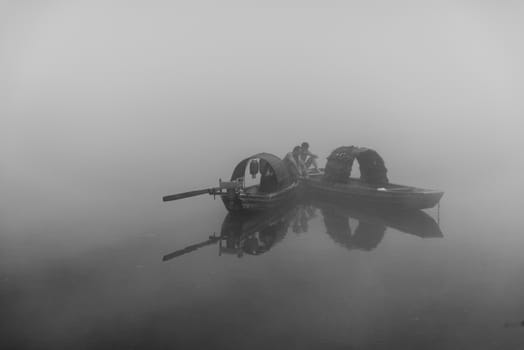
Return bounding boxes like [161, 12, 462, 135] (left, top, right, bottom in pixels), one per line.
[301, 142, 309, 150]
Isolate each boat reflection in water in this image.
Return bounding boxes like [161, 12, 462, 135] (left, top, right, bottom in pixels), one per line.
[162, 200, 442, 261]
[314, 199, 442, 251]
[218, 206, 295, 256]
[162, 207, 296, 261]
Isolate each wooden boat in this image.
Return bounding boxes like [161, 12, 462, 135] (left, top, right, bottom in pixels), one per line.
[163, 153, 299, 213]
[302, 174, 443, 210]
[163, 147, 443, 212]
[300, 146, 444, 210]
[219, 153, 299, 212]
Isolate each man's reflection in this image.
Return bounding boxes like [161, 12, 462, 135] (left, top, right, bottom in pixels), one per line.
[292, 204, 317, 234]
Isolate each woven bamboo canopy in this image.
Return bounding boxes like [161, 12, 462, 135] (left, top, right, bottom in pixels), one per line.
[325, 146, 389, 185]
[231, 152, 292, 189]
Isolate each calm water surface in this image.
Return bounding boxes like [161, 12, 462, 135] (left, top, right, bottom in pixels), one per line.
[2, 173, 523, 350]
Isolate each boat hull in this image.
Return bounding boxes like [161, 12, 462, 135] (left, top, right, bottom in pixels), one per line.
[220, 182, 299, 213]
[301, 174, 443, 210]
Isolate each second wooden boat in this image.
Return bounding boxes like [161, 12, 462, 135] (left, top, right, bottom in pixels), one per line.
[300, 146, 443, 210]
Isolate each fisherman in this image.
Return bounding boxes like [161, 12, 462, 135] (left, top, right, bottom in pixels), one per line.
[284, 146, 307, 180]
[300, 142, 319, 172]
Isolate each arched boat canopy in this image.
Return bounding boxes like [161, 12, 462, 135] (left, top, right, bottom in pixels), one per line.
[231, 152, 292, 189]
[324, 146, 389, 185]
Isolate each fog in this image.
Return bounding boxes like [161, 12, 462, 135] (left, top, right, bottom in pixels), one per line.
[3, 1, 523, 233]
[2, 2, 524, 348]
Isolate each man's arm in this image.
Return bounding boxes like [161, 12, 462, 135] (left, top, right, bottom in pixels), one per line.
[306, 150, 318, 158]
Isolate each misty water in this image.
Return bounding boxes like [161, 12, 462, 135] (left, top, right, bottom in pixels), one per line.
[3, 2, 524, 349]
[3, 153, 524, 350]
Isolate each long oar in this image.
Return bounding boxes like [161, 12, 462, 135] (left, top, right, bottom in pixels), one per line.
[162, 188, 212, 202]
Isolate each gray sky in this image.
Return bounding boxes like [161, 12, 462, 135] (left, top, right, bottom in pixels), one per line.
[3, 1, 524, 196]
